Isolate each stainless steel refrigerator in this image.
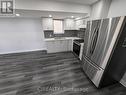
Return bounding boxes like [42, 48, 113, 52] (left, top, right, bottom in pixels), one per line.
[82, 16, 126, 88]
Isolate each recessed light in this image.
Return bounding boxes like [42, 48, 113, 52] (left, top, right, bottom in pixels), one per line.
[49, 15, 52, 17]
[75, 17, 81, 20]
[16, 14, 20, 16]
[71, 16, 74, 18]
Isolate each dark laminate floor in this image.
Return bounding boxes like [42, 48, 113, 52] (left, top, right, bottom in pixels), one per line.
[0, 51, 125, 95]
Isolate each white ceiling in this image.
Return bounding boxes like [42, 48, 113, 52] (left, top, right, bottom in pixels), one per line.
[16, 10, 88, 19]
[14, 0, 94, 18]
[45, 0, 98, 5]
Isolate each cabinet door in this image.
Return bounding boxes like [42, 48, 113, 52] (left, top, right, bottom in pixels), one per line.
[46, 41, 56, 53]
[64, 19, 75, 30]
[75, 19, 86, 30]
[64, 19, 68, 30]
[60, 40, 69, 51]
[67, 40, 73, 51]
[42, 18, 53, 30]
[60, 40, 73, 52]
[46, 40, 68, 53]
[55, 40, 69, 52]
[54, 40, 61, 52]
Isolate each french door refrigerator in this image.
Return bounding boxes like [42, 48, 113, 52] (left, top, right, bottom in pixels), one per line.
[82, 16, 126, 88]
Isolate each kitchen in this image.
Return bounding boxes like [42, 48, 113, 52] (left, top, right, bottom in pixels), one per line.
[0, 0, 126, 95]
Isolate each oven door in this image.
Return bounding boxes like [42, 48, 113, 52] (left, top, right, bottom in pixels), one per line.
[73, 42, 81, 56]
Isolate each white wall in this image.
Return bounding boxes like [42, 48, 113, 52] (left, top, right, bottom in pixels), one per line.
[0, 18, 46, 54]
[108, 0, 126, 17]
[90, 0, 111, 20]
[15, 0, 91, 14]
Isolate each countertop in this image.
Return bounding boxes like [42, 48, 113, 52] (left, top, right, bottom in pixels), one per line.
[45, 37, 82, 41]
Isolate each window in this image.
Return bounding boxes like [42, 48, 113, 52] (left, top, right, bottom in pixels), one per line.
[54, 20, 64, 34]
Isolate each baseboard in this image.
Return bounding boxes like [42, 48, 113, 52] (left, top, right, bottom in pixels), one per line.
[120, 79, 126, 87]
[0, 49, 47, 56]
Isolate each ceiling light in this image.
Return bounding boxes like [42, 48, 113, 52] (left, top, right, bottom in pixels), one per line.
[16, 14, 20, 16]
[49, 15, 52, 17]
[75, 17, 81, 20]
[71, 16, 74, 18]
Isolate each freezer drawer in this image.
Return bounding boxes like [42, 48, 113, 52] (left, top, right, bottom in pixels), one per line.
[82, 56, 104, 87]
[82, 55, 89, 74]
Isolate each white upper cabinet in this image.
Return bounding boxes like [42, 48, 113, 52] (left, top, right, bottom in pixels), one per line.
[42, 18, 87, 31]
[42, 18, 53, 30]
[64, 18, 87, 30]
[75, 19, 87, 30]
[64, 19, 75, 30]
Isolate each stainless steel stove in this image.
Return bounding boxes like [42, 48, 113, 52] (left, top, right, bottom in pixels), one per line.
[73, 39, 84, 60]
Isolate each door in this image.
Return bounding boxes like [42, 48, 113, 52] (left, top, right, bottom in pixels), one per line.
[90, 19, 109, 67]
[86, 20, 101, 58]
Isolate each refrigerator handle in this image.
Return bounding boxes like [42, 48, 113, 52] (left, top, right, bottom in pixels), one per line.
[90, 27, 99, 55]
[89, 28, 96, 54]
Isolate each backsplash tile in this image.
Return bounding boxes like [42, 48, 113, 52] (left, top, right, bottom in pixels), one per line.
[44, 29, 85, 39]
[44, 30, 54, 38]
[64, 30, 78, 37]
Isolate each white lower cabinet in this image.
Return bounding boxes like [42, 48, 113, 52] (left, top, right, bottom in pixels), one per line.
[67, 40, 73, 51]
[46, 41, 56, 53]
[46, 39, 72, 53]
